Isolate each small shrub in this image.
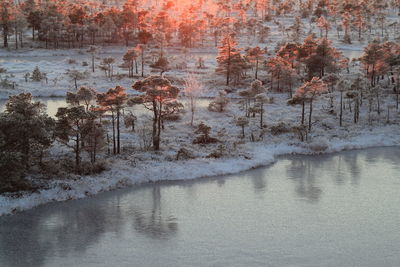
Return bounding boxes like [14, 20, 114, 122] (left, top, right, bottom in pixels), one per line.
[270, 122, 292, 135]
[82, 61, 89, 66]
[67, 58, 77, 64]
[80, 160, 108, 175]
[343, 34, 352, 44]
[30, 66, 44, 81]
[206, 144, 226, 158]
[0, 78, 15, 89]
[292, 125, 308, 141]
[163, 114, 181, 121]
[193, 122, 219, 144]
[176, 148, 195, 160]
[208, 91, 229, 112]
[138, 122, 153, 150]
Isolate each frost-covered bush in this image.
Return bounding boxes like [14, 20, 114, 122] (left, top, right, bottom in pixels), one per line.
[30, 66, 44, 81]
[80, 160, 108, 175]
[124, 112, 137, 132]
[270, 122, 292, 135]
[292, 125, 308, 142]
[174, 61, 187, 70]
[197, 57, 206, 69]
[206, 144, 226, 158]
[235, 117, 249, 138]
[163, 113, 181, 121]
[0, 78, 15, 89]
[208, 90, 229, 112]
[176, 148, 195, 160]
[193, 122, 219, 144]
[343, 34, 352, 44]
[137, 121, 153, 150]
[67, 59, 77, 64]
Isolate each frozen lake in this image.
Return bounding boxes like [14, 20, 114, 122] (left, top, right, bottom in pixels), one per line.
[1, 147, 399, 267]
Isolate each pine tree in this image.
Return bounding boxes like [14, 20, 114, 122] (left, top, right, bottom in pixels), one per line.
[66, 86, 97, 111]
[123, 48, 138, 77]
[66, 69, 87, 90]
[55, 106, 89, 172]
[316, 16, 330, 38]
[150, 56, 169, 76]
[208, 90, 229, 112]
[131, 76, 180, 150]
[361, 42, 385, 87]
[87, 46, 98, 73]
[216, 33, 242, 86]
[0, 0, 14, 48]
[294, 77, 328, 131]
[97, 86, 127, 154]
[30, 66, 44, 81]
[1, 93, 54, 169]
[246, 46, 266, 80]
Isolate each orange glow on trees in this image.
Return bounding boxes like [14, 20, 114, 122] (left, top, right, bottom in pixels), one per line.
[131, 76, 180, 150]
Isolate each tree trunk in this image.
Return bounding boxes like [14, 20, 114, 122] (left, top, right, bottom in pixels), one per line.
[19, 32, 23, 48]
[340, 91, 343, 126]
[112, 111, 116, 154]
[308, 99, 313, 131]
[152, 101, 159, 150]
[117, 109, 120, 154]
[301, 100, 305, 125]
[141, 51, 144, 77]
[226, 44, 231, 86]
[376, 91, 380, 115]
[3, 24, 8, 48]
[15, 28, 18, 49]
[156, 102, 162, 150]
[255, 59, 258, 79]
[92, 54, 95, 72]
[75, 132, 80, 172]
[190, 96, 194, 126]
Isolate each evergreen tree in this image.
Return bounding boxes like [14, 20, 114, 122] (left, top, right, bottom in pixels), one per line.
[55, 106, 89, 172]
[131, 76, 180, 150]
[0, 0, 14, 48]
[0, 93, 54, 170]
[216, 33, 242, 86]
[97, 86, 127, 154]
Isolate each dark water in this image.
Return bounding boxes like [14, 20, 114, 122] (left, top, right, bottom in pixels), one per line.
[1, 147, 400, 267]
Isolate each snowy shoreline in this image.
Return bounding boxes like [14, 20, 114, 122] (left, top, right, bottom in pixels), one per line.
[1, 126, 399, 217]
